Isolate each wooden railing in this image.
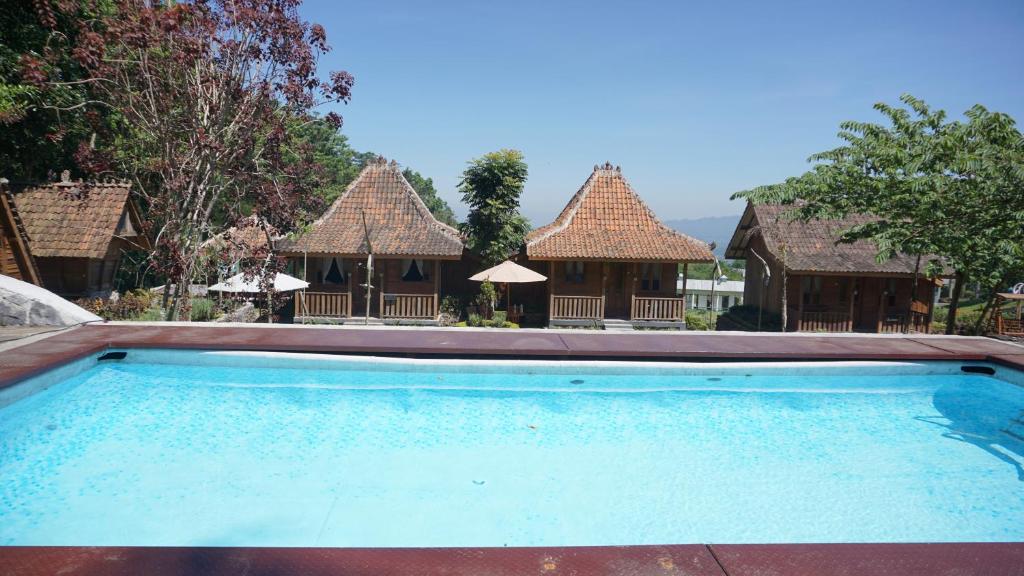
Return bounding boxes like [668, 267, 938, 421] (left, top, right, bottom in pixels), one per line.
[381, 293, 437, 319]
[878, 310, 931, 334]
[550, 295, 605, 320]
[297, 291, 351, 318]
[631, 296, 685, 321]
[879, 314, 907, 334]
[790, 309, 852, 332]
[907, 310, 930, 333]
[995, 317, 1024, 336]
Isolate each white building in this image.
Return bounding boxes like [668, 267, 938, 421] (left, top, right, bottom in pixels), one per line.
[676, 277, 745, 311]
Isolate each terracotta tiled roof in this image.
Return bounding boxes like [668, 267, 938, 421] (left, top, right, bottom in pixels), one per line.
[13, 179, 146, 259]
[526, 163, 714, 262]
[201, 215, 275, 258]
[725, 202, 937, 275]
[279, 157, 464, 258]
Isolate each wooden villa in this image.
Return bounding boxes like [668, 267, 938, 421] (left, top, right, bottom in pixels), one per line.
[725, 202, 940, 333]
[12, 174, 149, 297]
[0, 179, 40, 285]
[525, 163, 715, 328]
[279, 157, 464, 324]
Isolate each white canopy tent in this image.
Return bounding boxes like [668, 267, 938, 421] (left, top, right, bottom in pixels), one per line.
[209, 272, 309, 294]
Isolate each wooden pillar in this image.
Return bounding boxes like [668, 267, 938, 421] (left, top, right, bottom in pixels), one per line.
[796, 276, 804, 332]
[433, 260, 440, 317]
[548, 261, 555, 319]
[346, 260, 353, 317]
[378, 262, 385, 319]
[681, 263, 689, 311]
[877, 284, 887, 333]
[847, 280, 856, 332]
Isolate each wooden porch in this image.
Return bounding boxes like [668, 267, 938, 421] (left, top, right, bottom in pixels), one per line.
[296, 290, 439, 323]
[786, 276, 935, 334]
[548, 294, 688, 326]
[544, 261, 691, 328]
[789, 308, 931, 333]
[291, 257, 444, 324]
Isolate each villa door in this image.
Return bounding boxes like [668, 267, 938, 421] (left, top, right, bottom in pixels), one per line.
[605, 262, 629, 319]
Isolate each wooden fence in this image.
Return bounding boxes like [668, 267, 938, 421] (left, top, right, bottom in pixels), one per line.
[381, 293, 437, 319]
[631, 296, 685, 321]
[550, 295, 605, 320]
[297, 291, 351, 318]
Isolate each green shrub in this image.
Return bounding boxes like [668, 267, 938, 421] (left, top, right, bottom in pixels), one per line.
[467, 313, 483, 327]
[190, 298, 216, 322]
[685, 311, 710, 331]
[439, 295, 462, 320]
[715, 305, 782, 331]
[74, 290, 156, 321]
[491, 311, 507, 325]
[474, 281, 496, 318]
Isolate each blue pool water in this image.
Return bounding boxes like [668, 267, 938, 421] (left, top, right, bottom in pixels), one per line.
[1, 350, 1023, 546]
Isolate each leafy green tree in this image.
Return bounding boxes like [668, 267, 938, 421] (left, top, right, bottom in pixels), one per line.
[458, 149, 530, 266]
[402, 168, 457, 226]
[0, 0, 111, 181]
[289, 118, 365, 205]
[735, 94, 1024, 333]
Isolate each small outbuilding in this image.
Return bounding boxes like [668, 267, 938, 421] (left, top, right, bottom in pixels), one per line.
[12, 173, 149, 297]
[279, 157, 465, 323]
[525, 162, 715, 327]
[725, 202, 940, 333]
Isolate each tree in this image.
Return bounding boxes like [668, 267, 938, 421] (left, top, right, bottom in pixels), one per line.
[402, 168, 457, 226]
[27, 0, 354, 320]
[289, 117, 363, 205]
[735, 95, 1024, 334]
[0, 0, 112, 181]
[458, 149, 530, 266]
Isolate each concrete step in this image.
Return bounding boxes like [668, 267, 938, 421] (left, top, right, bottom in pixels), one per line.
[603, 319, 635, 332]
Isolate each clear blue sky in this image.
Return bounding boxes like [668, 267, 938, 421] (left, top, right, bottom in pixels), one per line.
[301, 0, 1024, 224]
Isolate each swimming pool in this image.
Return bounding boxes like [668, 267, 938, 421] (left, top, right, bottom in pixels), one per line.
[1, 349, 1022, 547]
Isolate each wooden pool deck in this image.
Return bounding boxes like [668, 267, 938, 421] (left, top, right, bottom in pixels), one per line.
[1, 323, 1023, 575]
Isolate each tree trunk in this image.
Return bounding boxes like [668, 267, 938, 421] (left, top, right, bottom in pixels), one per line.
[973, 279, 1006, 335]
[944, 271, 965, 335]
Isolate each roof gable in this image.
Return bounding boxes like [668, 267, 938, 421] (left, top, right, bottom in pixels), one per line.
[282, 157, 464, 258]
[525, 163, 714, 262]
[725, 202, 936, 275]
[13, 179, 145, 259]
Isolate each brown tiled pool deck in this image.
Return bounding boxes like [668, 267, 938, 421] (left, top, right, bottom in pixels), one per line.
[3, 323, 1024, 389]
[1, 324, 1023, 575]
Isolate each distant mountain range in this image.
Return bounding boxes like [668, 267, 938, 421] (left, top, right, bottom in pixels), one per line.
[664, 215, 741, 257]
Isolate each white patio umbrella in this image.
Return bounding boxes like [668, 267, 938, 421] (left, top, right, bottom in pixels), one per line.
[469, 260, 547, 311]
[209, 272, 309, 293]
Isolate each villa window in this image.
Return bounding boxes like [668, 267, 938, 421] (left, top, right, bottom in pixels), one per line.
[801, 276, 823, 306]
[323, 257, 346, 285]
[640, 263, 662, 291]
[886, 278, 898, 307]
[720, 295, 730, 310]
[401, 259, 427, 282]
[564, 261, 585, 284]
[838, 278, 850, 304]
